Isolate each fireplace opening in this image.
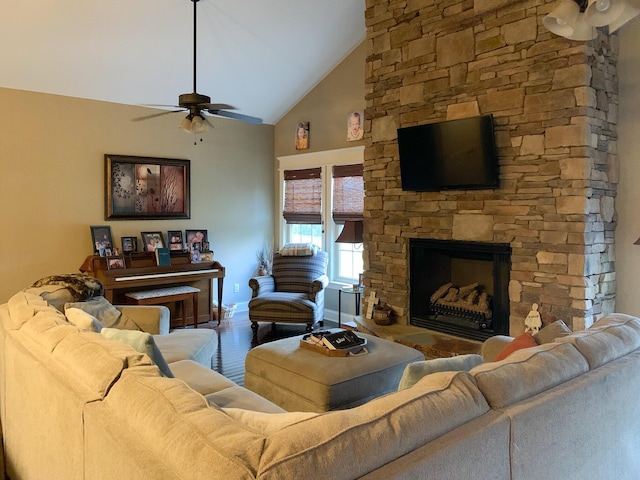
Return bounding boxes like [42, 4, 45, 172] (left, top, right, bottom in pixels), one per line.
[409, 239, 511, 341]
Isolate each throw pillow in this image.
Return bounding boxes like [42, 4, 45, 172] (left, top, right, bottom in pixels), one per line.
[278, 243, 318, 256]
[534, 319, 572, 344]
[100, 328, 173, 378]
[398, 354, 484, 391]
[65, 307, 103, 332]
[64, 296, 142, 331]
[31, 274, 104, 302]
[494, 332, 537, 361]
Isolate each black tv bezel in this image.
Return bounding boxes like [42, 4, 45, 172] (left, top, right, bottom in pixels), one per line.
[397, 114, 499, 192]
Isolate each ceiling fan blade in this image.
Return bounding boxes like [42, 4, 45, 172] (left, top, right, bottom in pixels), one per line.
[207, 109, 263, 124]
[142, 104, 183, 109]
[203, 103, 236, 110]
[132, 109, 185, 122]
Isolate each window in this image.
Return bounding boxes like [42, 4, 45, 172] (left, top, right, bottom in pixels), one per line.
[282, 168, 323, 248]
[279, 150, 364, 284]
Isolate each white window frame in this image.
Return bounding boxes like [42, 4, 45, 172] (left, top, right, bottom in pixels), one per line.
[277, 146, 364, 285]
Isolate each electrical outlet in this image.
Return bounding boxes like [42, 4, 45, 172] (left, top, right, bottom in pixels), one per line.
[233, 283, 240, 293]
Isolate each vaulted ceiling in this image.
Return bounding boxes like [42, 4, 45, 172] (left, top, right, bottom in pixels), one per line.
[0, 0, 365, 125]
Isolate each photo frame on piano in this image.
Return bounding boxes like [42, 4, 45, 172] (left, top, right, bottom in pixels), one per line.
[141, 231, 166, 253]
[185, 230, 208, 250]
[91, 225, 114, 257]
[121, 236, 138, 254]
[106, 255, 126, 270]
[168, 230, 184, 251]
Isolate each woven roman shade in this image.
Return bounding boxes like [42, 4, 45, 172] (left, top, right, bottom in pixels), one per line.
[332, 164, 364, 223]
[283, 168, 322, 224]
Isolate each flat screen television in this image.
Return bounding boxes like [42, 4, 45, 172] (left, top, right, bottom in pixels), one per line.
[397, 114, 499, 191]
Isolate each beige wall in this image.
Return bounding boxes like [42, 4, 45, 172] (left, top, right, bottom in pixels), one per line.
[274, 42, 366, 156]
[615, 21, 640, 317]
[0, 88, 274, 304]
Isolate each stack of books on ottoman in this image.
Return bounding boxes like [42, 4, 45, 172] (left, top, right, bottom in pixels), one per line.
[300, 329, 368, 356]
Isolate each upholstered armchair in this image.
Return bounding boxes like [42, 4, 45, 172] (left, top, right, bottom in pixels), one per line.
[248, 250, 329, 334]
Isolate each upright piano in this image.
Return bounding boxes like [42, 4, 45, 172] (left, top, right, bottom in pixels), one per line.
[80, 253, 225, 327]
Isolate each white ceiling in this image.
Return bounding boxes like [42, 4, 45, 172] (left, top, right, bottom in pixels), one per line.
[0, 0, 366, 125]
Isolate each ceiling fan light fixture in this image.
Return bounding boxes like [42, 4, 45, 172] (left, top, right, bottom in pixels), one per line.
[180, 115, 194, 133]
[190, 115, 207, 133]
[585, 0, 626, 26]
[543, 0, 581, 37]
[608, 2, 640, 31]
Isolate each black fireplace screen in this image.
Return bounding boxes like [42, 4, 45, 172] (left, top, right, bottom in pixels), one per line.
[409, 239, 511, 341]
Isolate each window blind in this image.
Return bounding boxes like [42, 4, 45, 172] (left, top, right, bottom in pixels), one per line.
[332, 164, 364, 223]
[283, 167, 322, 224]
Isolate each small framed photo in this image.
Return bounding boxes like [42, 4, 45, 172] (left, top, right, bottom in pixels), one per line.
[91, 226, 114, 256]
[201, 241, 210, 252]
[106, 255, 126, 270]
[200, 251, 213, 262]
[168, 230, 184, 251]
[347, 110, 364, 141]
[190, 248, 201, 264]
[141, 232, 166, 253]
[358, 273, 364, 289]
[185, 230, 208, 247]
[121, 236, 138, 253]
[295, 122, 309, 150]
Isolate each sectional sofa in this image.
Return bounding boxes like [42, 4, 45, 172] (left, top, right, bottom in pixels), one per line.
[1, 289, 639, 479]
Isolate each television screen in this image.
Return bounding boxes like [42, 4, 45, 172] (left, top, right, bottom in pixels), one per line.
[397, 114, 499, 191]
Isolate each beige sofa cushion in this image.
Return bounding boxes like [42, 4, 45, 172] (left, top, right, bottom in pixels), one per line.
[554, 313, 640, 369]
[470, 342, 589, 409]
[7, 292, 62, 329]
[257, 371, 490, 479]
[103, 367, 266, 479]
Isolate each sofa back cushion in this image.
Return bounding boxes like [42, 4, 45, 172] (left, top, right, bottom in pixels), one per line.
[554, 313, 640, 369]
[257, 371, 489, 479]
[470, 342, 589, 409]
[101, 367, 265, 479]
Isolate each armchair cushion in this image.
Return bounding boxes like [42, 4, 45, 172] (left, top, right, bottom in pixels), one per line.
[248, 251, 329, 329]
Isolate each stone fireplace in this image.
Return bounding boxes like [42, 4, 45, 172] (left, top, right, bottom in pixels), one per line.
[361, 0, 618, 337]
[409, 239, 510, 341]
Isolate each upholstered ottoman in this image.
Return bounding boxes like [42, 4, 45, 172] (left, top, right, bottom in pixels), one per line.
[244, 332, 424, 412]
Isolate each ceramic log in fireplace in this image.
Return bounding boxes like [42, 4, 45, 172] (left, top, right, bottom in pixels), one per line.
[409, 239, 511, 341]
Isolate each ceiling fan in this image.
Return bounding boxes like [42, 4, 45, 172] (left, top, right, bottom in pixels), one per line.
[133, 0, 262, 136]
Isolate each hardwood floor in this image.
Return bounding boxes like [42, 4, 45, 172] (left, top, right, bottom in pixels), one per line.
[197, 311, 338, 386]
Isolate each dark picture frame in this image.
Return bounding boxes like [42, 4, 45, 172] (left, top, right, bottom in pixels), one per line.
[141, 231, 166, 253]
[185, 230, 208, 248]
[168, 230, 184, 251]
[91, 225, 114, 256]
[105, 154, 190, 220]
[106, 255, 126, 270]
[120, 236, 138, 253]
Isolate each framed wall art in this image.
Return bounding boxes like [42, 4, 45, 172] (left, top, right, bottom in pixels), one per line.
[105, 154, 190, 220]
[295, 122, 309, 150]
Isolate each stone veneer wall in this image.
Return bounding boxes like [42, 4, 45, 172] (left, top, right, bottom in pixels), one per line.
[362, 0, 618, 334]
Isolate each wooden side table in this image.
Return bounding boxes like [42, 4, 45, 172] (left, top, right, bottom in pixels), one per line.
[125, 285, 201, 328]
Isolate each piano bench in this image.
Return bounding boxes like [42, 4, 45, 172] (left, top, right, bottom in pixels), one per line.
[125, 286, 201, 328]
